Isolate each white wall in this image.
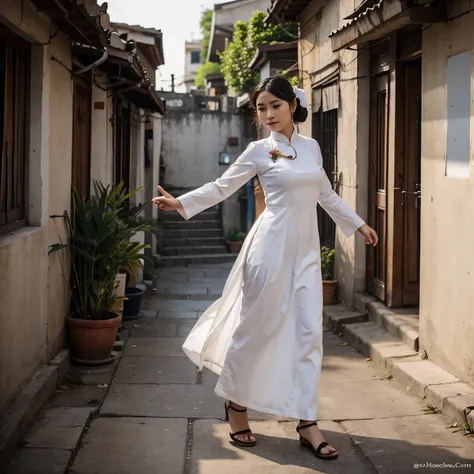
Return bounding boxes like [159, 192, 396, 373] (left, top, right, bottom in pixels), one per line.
[420, 4, 474, 384]
[162, 111, 243, 188]
[161, 108, 244, 234]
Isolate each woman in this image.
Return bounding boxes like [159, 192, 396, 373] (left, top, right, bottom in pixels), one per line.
[153, 76, 378, 460]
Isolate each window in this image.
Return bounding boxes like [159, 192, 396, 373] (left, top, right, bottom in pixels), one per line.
[190, 51, 201, 64]
[312, 83, 339, 248]
[0, 26, 30, 236]
[446, 52, 471, 178]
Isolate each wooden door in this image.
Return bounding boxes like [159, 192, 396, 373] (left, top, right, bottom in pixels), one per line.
[401, 60, 421, 305]
[368, 75, 389, 300]
[72, 74, 92, 201]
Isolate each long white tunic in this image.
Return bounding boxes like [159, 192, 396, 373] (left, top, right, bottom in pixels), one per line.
[178, 129, 364, 420]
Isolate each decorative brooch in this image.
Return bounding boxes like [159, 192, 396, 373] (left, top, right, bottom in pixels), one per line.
[269, 148, 295, 162]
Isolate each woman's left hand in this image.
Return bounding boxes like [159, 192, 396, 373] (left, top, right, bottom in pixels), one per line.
[358, 224, 378, 246]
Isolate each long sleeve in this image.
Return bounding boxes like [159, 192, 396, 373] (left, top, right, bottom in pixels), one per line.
[314, 141, 365, 237]
[176, 143, 259, 220]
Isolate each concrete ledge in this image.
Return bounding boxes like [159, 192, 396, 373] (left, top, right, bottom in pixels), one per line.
[329, 301, 474, 432]
[353, 292, 377, 315]
[0, 349, 70, 471]
[47, 349, 70, 387]
[343, 321, 418, 370]
[366, 302, 419, 351]
[426, 382, 474, 429]
[323, 305, 367, 334]
[392, 360, 459, 399]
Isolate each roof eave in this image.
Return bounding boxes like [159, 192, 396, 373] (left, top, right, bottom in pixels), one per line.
[330, 0, 447, 52]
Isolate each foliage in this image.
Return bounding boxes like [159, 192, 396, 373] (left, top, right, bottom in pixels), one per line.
[321, 246, 336, 281]
[200, 9, 213, 64]
[228, 229, 246, 242]
[195, 61, 221, 89]
[49, 183, 155, 320]
[93, 181, 159, 239]
[281, 70, 299, 87]
[219, 11, 298, 93]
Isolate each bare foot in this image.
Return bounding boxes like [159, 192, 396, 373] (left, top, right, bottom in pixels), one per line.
[226, 401, 256, 444]
[297, 421, 338, 456]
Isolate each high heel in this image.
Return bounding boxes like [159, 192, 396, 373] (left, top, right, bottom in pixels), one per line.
[296, 422, 338, 460]
[224, 401, 256, 447]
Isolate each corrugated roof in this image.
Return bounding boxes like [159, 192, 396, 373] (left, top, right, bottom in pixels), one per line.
[329, 0, 384, 38]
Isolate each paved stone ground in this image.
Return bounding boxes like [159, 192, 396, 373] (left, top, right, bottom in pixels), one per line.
[6, 262, 474, 474]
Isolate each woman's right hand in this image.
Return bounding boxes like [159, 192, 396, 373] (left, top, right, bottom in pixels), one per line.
[152, 186, 183, 212]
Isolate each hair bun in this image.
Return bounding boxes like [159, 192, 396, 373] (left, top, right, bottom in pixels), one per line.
[293, 98, 308, 123]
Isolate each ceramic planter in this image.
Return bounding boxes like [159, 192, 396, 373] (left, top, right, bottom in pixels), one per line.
[123, 286, 145, 320]
[67, 313, 121, 365]
[323, 280, 338, 305]
[227, 241, 243, 254]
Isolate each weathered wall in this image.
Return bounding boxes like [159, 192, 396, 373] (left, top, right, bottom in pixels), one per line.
[46, 32, 74, 359]
[215, 0, 271, 26]
[161, 94, 245, 234]
[299, 0, 368, 305]
[0, 2, 72, 412]
[91, 72, 114, 186]
[420, 4, 474, 383]
[162, 113, 243, 187]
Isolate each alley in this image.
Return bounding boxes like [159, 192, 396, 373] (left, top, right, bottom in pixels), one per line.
[8, 262, 472, 474]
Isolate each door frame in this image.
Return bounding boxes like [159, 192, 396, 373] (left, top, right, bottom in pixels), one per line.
[367, 30, 422, 308]
[393, 30, 422, 307]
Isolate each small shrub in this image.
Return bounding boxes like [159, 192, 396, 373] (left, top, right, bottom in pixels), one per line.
[228, 229, 246, 242]
[321, 246, 335, 281]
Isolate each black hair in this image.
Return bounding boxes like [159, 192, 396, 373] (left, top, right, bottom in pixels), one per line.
[251, 76, 308, 123]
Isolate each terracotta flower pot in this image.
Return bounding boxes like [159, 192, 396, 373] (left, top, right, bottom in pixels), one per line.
[227, 241, 243, 254]
[67, 313, 121, 365]
[323, 280, 338, 305]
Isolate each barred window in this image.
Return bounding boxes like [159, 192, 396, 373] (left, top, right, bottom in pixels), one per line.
[0, 26, 30, 236]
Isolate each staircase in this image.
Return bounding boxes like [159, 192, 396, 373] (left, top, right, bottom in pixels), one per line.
[158, 192, 237, 267]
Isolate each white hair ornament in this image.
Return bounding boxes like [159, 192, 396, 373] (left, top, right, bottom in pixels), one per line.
[292, 86, 308, 109]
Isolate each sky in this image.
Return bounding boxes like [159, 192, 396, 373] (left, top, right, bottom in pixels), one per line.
[106, 0, 220, 91]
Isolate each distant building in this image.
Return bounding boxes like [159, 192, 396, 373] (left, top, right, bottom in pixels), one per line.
[184, 40, 203, 92]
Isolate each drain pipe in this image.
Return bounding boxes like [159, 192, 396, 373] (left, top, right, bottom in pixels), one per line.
[74, 46, 108, 75]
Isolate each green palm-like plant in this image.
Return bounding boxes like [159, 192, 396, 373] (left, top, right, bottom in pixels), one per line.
[49, 183, 154, 320]
[321, 246, 336, 281]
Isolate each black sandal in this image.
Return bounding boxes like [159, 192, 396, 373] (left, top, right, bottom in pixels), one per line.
[224, 401, 256, 447]
[297, 422, 338, 460]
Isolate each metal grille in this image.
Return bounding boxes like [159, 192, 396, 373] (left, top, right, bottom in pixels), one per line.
[313, 97, 337, 249]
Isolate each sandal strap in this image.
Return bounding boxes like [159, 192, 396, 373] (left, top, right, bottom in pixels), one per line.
[315, 441, 329, 454]
[232, 428, 252, 436]
[296, 422, 318, 433]
[228, 401, 247, 413]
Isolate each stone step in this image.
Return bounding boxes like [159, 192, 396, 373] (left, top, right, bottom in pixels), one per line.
[342, 321, 419, 371]
[354, 293, 420, 352]
[161, 228, 223, 239]
[162, 245, 229, 256]
[162, 220, 222, 230]
[323, 305, 368, 334]
[162, 236, 226, 248]
[161, 253, 237, 267]
[159, 210, 221, 222]
[324, 306, 474, 432]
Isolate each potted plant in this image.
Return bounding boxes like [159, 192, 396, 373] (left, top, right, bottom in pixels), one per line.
[49, 185, 150, 365]
[227, 229, 246, 253]
[321, 246, 337, 305]
[94, 181, 159, 320]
